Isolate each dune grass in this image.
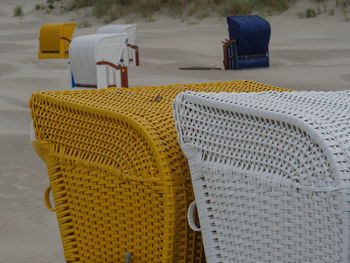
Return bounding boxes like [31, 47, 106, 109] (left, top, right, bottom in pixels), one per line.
[64, 0, 291, 21]
[298, 0, 350, 19]
[54, 0, 350, 21]
[14, 5, 24, 17]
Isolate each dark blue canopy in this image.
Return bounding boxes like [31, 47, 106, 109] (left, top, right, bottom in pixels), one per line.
[227, 15, 271, 56]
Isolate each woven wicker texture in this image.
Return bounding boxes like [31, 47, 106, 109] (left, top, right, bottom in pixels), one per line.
[29, 81, 288, 263]
[173, 90, 350, 263]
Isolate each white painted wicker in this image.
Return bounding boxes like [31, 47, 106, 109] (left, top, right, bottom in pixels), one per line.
[173, 90, 350, 263]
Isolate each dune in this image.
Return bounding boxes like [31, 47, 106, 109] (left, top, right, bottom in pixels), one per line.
[0, 0, 349, 262]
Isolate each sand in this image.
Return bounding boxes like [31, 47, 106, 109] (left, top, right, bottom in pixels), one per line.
[0, 0, 349, 262]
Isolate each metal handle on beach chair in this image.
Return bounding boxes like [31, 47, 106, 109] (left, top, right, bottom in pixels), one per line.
[44, 185, 56, 212]
[187, 201, 201, 232]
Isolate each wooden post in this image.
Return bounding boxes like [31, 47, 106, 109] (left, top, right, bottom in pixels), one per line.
[121, 66, 128, 88]
[96, 61, 129, 88]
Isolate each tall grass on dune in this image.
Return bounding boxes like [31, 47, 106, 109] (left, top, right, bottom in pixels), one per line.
[14, 5, 24, 17]
[297, 0, 350, 20]
[65, 0, 292, 20]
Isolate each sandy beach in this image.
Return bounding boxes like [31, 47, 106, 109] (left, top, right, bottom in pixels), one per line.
[0, 0, 349, 262]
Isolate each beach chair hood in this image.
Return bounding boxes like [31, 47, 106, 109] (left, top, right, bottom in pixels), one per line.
[173, 90, 350, 263]
[38, 23, 76, 59]
[69, 33, 128, 87]
[97, 24, 137, 45]
[29, 81, 288, 262]
[227, 15, 270, 56]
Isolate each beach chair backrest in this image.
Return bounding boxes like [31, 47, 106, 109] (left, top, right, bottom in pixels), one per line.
[173, 90, 350, 263]
[69, 33, 128, 89]
[39, 23, 76, 59]
[227, 15, 270, 56]
[97, 24, 137, 45]
[29, 81, 288, 263]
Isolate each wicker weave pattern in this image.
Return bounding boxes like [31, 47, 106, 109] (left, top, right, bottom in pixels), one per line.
[173, 90, 350, 263]
[30, 81, 288, 262]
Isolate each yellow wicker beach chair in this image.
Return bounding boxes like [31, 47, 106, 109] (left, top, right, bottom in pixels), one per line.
[38, 23, 76, 59]
[30, 81, 289, 263]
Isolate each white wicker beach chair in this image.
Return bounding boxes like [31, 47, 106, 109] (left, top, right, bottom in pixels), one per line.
[173, 90, 350, 263]
[69, 33, 129, 89]
[97, 24, 139, 67]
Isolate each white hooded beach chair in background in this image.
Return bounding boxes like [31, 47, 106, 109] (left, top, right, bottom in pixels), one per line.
[97, 24, 139, 67]
[69, 33, 129, 89]
[173, 90, 350, 263]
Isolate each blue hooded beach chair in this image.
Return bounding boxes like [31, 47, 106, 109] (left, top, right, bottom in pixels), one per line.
[223, 15, 270, 70]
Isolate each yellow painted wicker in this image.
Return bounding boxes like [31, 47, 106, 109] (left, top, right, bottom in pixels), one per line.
[38, 23, 76, 59]
[30, 81, 289, 263]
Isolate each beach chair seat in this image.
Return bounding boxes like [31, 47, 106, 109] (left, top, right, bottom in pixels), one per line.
[29, 81, 288, 263]
[38, 23, 76, 59]
[69, 33, 129, 89]
[173, 90, 350, 263]
[223, 15, 270, 70]
[97, 24, 139, 67]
